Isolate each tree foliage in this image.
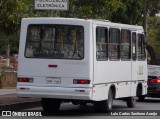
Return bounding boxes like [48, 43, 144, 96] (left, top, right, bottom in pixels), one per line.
[147, 0, 160, 16]
[0, 0, 25, 34]
[147, 16, 160, 62]
[61, 0, 122, 19]
[111, 0, 143, 25]
[0, 0, 25, 52]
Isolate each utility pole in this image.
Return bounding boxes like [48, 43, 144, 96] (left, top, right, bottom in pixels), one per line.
[143, 0, 147, 43]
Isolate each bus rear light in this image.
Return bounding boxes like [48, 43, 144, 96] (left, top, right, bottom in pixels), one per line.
[73, 79, 90, 84]
[18, 78, 33, 83]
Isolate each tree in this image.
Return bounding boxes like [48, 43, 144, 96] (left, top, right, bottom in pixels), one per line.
[147, 16, 160, 63]
[59, 0, 123, 20]
[147, 0, 160, 16]
[145, 0, 160, 64]
[0, 0, 25, 54]
[111, 0, 144, 25]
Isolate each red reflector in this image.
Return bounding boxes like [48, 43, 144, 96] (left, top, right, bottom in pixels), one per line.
[48, 64, 57, 68]
[79, 90, 85, 92]
[20, 88, 30, 90]
[73, 79, 90, 84]
[75, 90, 85, 92]
[18, 78, 33, 82]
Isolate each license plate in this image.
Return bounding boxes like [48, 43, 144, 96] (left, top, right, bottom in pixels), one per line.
[46, 78, 61, 84]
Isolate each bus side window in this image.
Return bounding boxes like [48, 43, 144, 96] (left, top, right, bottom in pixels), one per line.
[132, 32, 137, 60]
[138, 34, 146, 60]
[96, 27, 108, 60]
[121, 29, 131, 60]
[109, 28, 120, 60]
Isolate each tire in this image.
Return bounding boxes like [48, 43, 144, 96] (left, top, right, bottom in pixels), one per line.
[80, 102, 87, 106]
[41, 98, 61, 113]
[138, 95, 145, 102]
[94, 89, 113, 112]
[126, 96, 136, 108]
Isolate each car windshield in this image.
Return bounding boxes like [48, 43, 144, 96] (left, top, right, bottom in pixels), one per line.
[25, 24, 84, 60]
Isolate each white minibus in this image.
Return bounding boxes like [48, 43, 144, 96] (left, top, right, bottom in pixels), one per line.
[17, 18, 147, 112]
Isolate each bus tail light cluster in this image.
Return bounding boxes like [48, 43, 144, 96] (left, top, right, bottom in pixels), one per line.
[149, 77, 160, 84]
[18, 78, 33, 83]
[73, 79, 90, 84]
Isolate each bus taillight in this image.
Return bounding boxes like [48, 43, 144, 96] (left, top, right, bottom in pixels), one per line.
[18, 78, 33, 83]
[73, 79, 90, 84]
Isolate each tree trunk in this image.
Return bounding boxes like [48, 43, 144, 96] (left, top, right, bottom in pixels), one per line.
[6, 45, 10, 67]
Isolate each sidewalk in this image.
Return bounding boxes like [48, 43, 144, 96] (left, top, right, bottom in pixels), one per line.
[0, 89, 40, 111]
[0, 89, 16, 95]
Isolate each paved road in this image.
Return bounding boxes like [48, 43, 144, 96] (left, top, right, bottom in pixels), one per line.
[1, 97, 160, 119]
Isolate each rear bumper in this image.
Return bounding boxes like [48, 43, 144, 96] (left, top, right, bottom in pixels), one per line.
[17, 86, 93, 100]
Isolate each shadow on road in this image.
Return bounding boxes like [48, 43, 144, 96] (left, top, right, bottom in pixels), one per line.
[138, 98, 160, 103]
[41, 104, 128, 116]
[42, 105, 109, 116]
[35, 98, 160, 116]
[42, 111, 111, 116]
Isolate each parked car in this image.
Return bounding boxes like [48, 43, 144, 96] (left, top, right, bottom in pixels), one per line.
[139, 65, 160, 101]
[147, 65, 160, 98]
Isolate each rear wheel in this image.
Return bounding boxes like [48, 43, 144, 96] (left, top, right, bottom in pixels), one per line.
[41, 98, 61, 113]
[94, 89, 113, 112]
[136, 84, 145, 102]
[126, 96, 136, 108]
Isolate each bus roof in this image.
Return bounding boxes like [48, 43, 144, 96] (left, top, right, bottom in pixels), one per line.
[22, 17, 143, 30]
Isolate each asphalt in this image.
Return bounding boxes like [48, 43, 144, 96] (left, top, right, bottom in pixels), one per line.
[0, 89, 41, 111]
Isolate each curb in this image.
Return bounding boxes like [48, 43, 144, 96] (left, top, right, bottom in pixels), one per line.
[0, 100, 41, 111]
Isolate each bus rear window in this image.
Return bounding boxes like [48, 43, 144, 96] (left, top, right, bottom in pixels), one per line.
[25, 25, 84, 60]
